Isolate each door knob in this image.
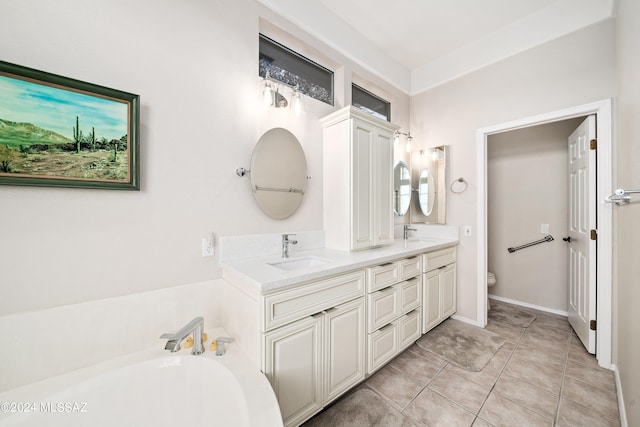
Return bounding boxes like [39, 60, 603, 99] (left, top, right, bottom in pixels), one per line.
[562, 236, 572, 242]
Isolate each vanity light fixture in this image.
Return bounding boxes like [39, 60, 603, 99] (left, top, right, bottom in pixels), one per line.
[260, 72, 304, 114]
[394, 130, 413, 152]
[431, 147, 444, 161]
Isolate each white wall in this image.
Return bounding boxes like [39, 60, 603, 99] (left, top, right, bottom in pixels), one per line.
[0, 0, 409, 317]
[410, 19, 616, 323]
[487, 119, 582, 311]
[615, 0, 640, 423]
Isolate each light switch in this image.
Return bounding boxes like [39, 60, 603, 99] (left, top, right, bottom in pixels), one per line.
[540, 223, 550, 234]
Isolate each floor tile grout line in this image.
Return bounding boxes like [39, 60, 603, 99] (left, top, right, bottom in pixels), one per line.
[501, 317, 560, 425]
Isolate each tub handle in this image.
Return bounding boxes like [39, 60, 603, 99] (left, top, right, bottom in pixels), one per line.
[215, 337, 234, 356]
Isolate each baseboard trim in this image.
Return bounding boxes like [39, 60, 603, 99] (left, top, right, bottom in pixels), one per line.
[451, 313, 482, 327]
[611, 364, 629, 427]
[488, 294, 569, 317]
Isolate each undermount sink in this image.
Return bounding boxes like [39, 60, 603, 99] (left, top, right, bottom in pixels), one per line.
[407, 237, 440, 243]
[269, 256, 331, 271]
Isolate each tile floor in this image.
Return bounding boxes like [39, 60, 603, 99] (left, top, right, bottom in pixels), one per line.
[305, 300, 620, 426]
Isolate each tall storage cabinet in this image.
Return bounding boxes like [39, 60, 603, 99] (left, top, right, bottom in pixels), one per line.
[321, 106, 399, 251]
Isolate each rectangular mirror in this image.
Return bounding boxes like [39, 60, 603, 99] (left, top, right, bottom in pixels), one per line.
[410, 146, 447, 224]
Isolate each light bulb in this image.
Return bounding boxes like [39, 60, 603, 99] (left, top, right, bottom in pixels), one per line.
[405, 136, 412, 153]
[292, 89, 302, 116]
[262, 82, 273, 106]
[431, 148, 438, 161]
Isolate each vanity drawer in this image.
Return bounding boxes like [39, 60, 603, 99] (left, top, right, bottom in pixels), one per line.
[367, 263, 400, 292]
[398, 309, 421, 351]
[367, 322, 398, 374]
[398, 256, 422, 281]
[263, 270, 366, 332]
[399, 277, 421, 314]
[423, 247, 456, 272]
[367, 285, 400, 333]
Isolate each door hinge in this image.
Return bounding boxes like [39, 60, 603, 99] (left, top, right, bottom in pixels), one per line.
[590, 320, 597, 330]
[590, 229, 597, 240]
[590, 139, 597, 150]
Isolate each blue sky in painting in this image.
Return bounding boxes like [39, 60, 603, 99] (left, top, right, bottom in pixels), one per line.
[0, 74, 128, 141]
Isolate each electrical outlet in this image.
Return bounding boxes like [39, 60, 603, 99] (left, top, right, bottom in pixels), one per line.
[201, 235, 214, 257]
[464, 226, 472, 236]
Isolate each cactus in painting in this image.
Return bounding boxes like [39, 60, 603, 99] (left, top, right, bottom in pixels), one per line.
[90, 126, 96, 151]
[73, 116, 83, 153]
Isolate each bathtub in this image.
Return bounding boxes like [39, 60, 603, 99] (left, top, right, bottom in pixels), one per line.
[0, 334, 282, 427]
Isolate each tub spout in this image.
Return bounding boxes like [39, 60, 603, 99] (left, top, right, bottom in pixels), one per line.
[160, 317, 205, 355]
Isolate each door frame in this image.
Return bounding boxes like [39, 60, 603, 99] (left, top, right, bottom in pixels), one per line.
[476, 99, 613, 368]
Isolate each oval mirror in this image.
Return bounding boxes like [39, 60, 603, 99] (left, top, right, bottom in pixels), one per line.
[250, 128, 307, 219]
[418, 168, 436, 216]
[393, 161, 411, 216]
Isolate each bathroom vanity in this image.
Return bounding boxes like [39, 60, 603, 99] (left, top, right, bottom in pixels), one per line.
[220, 236, 457, 427]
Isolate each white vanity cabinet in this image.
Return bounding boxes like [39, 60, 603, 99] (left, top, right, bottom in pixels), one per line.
[366, 256, 422, 374]
[262, 271, 366, 427]
[422, 247, 457, 333]
[321, 106, 399, 251]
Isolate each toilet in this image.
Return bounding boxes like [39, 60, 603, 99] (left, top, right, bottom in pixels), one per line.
[487, 272, 496, 310]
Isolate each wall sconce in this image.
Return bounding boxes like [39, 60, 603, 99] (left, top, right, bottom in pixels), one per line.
[394, 131, 413, 153]
[260, 72, 303, 115]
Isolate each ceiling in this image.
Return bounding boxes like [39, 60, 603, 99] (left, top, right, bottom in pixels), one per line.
[258, 0, 615, 94]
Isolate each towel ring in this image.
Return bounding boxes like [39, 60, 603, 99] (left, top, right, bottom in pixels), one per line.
[450, 177, 468, 194]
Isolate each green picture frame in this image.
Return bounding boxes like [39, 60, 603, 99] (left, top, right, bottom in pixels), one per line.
[0, 60, 140, 190]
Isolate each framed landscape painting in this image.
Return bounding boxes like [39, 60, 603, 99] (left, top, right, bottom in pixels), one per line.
[0, 60, 140, 190]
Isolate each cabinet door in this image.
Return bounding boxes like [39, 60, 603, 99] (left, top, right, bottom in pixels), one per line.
[324, 298, 366, 404]
[351, 120, 374, 249]
[373, 127, 394, 246]
[423, 270, 441, 333]
[398, 309, 422, 351]
[399, 277, 421, 314]
[367, 322, 398, 374]
[264, 316, 323, 427]
[440, 263, 457, 319]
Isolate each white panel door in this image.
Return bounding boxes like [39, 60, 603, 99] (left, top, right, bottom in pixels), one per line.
[567, 115, 596, 354]
[373, 127, 394, 245]
[264, 316, 323, 426]
[324, 298, 366, 404]
[351, 120, 374, 249]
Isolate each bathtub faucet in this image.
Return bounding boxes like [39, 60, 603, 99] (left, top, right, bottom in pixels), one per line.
[160, 316, 205, 355]
[215, 336, 234, 356]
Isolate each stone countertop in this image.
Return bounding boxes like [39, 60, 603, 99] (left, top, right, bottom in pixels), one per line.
[220, 237, 458, 296]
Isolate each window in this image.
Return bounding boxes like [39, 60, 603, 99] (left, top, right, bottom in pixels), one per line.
[259, 34, 334, 105]
[352, 84, 391, 121]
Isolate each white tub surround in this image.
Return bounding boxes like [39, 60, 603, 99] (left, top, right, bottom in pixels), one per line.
[0, 327, 282, 427]
[219, 231, 458, 426]
[0, 280, 221, 393]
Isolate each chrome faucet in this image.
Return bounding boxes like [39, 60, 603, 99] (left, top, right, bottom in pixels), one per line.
[282, 233, 298, 258]
[160, 317, 205, 355]
[215, 336, 234, 356]
[404, 224, 417, 240]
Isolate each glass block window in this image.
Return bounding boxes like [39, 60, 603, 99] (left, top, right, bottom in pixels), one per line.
[352, 84, 391, 121]
[259, 34, 334, 105]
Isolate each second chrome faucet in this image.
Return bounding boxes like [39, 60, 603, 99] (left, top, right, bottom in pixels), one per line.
[282, 233, 298, 258]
